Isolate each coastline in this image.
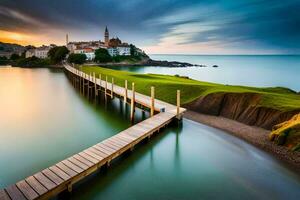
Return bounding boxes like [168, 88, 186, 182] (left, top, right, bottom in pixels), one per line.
[184, 110, 300, 173]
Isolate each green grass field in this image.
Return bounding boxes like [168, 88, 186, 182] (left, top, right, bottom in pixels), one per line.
[81, 66, 300, 112]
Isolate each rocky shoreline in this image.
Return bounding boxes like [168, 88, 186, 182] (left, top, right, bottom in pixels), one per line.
[144, 59, 208, 67]
[91, 58, 213, 68]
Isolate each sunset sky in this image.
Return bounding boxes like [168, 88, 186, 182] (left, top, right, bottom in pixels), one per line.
[0, 0, 299, 54]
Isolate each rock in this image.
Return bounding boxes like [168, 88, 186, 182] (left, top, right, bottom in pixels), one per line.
[145, 59, 200, 67]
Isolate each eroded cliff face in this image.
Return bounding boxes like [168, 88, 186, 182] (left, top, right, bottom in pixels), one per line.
[184, 93, 300, 130]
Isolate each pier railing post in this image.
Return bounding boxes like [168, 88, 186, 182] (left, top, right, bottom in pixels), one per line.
[99, 74, 102, 94]
[130, 82, 135, 122]
[151, 86, 155, 117]
[83, 73, 85, 95]
[124, 80, 128, 104]
[105, 76, 108, 98]
[177, 90, 180, 119]
[94, 72, 97, 96]
[111, 77, 114, 98]
[79, 71, 82, 93]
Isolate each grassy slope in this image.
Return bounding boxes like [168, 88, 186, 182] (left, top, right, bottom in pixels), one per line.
[81, 66, 300, 112]
[270, 114, 300, 151]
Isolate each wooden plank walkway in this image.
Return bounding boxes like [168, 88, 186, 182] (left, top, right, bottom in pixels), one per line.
[0, 64, 185, 200]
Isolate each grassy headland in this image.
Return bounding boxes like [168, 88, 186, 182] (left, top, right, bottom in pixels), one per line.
[81, 66, 300, 112]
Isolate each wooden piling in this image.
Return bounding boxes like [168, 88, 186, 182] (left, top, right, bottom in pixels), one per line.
[177, 90, 180, 118]
[94, 72, 97, 96]
[151, 86, 155, 117]
[105, 76, 108, 97]
[111, 77, 114, 98]
[83, 74, 85, 95]
[130, 82, 135, 122]
[99, 74, 102, 94]
[124, 80, 128, 104]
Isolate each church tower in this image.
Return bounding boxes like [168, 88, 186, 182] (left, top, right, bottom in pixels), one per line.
[104, 26, 109, 47]
[66, 34, 69, 46]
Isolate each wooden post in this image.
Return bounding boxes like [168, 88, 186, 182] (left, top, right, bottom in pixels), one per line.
[94, 72, 97, 96]
[124, 80, 128, 104]
[151, 86, 155, 117]
[130, 82, 135, 122]
[87, 73, 91, 97]
[99, 74, 102, 93]
[68, 184, 72, 192]
[111, 77, 114, 98]
[177, 90, 180, 118]
[105, 76, 108, 97]
[82, 73, 85, 96]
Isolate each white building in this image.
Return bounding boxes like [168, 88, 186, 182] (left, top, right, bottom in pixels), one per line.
[25, 46, 52, 59]
[25, 49, 35, 58]
[85, 52, 95, 61]
[107, 48, 118, 57]
[34, 48, 49, 59]
[108, 45, 131, 57]
[74, 48, 95, 61]
[117, 46, 131, 56]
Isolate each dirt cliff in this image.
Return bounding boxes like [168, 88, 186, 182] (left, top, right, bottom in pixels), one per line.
[184, 92, 300, 130]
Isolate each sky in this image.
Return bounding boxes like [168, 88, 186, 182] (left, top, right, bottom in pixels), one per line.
[0, 0, 299, 54]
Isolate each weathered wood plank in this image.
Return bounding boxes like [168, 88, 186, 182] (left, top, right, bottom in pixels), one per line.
[25, 176, 47, 196]
[111, 135, 133, 145]
[42, 169, 64, 185]
[0, 190, 10, 200]
[95, 144, 115, 155]
[87, 147, 107, 159]
[114, 134, 135, 143]
[68, 157, 89, 170]
[92, 145, 111, 156]
[73, 155, 94, 167]
[78, 152, 99, 164]
[56, 162, 77, 177]
[84, 149, 105, 160]
[49, 166, 70, 181]
[61, 160, 84, 174]
[106, 138, 126, 148]
[34, 172, 56, 190]
[101, 141, 120, 150]
[16, 180, 39, 200]
[5, 185, 26, 200]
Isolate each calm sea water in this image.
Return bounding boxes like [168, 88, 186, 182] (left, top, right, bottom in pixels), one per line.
[111, 55, 300, 91]
[0, 67, 300, 200]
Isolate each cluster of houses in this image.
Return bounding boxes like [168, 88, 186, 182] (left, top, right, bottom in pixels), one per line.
[25, 45, 56, 59]
[25, 26, 133, 61]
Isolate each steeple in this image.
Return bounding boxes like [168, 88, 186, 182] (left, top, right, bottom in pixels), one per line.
[104, 26, 109, 47]
[66, 34, 69, 46]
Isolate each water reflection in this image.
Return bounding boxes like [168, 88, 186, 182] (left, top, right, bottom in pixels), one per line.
[0, 67, 146, 187]
[64, 119, 300, 200]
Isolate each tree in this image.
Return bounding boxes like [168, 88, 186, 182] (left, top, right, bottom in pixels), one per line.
[67, 53, 87, 64]
[130, 44, 136, 56]
[94, 48, 112, 63]
[47, 46, 69, 64]
[10, 53, 20, 60]
[0, 56, 8, 65]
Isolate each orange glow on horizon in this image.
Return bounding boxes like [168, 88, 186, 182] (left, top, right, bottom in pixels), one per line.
[0, 30, 62, 46]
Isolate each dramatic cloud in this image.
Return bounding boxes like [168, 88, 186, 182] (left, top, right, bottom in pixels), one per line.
[0, 0, 299, 54]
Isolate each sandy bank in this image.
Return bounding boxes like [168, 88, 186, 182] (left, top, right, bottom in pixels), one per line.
[184, 110, 300, 172]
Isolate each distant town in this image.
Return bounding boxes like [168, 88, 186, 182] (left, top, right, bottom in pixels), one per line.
[0, 28, 197, 68]
[25, 26, 144, 60]
[0, 26, 148, 66]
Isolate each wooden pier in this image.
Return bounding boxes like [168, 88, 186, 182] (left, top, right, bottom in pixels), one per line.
[0, 64, 185, 200]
